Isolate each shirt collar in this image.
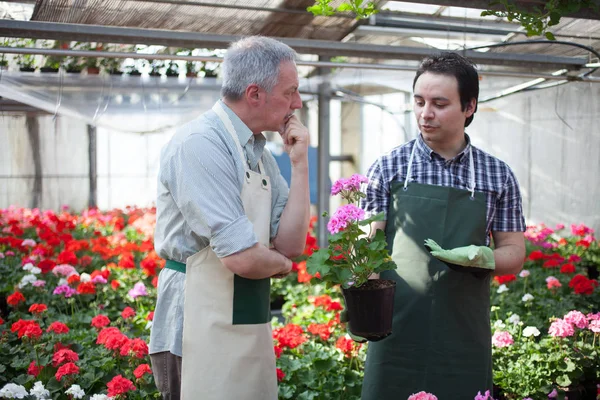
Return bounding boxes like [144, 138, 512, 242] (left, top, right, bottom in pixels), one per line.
[218, 100, 266, 170]
[416, 133, 472, 165]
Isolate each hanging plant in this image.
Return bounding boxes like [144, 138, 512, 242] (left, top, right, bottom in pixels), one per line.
[481, 0, 599, 40]
[307, 0, 378, 19]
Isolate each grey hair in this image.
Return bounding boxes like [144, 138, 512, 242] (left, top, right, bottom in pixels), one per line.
[221, 36, 297, 101]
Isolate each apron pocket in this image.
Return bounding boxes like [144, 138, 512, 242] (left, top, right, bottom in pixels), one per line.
[232, 276, 271, 324]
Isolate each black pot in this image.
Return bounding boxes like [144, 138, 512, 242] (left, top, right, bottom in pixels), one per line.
[19, 67, 35, 72]
[585, 263, 599, 280]
[342, 279, 396, 341]
[40, 67, 59, 73]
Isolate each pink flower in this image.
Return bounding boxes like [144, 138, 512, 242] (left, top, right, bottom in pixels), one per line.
[327, 204, 364, 234]
[408, 392, 438, 400]
[32, 280, 46, 287]
[52, 264, 77, 277]
[546, 277, 562, 289]
[568, 255, 581, 263]
[474, 390, 494, 400]
[564, 310, 588, 329]
[587, 312, 600, 321]
[548, 319, 575, 338]
[331, 174, 368, 195]
[555, 223, 565, 230]
[588, 320, 600, 333]
[548, 388, 558, 398]
[91, 275, 107, 284]
[492, 331, 514, 348]
[128, 282, 148, 299]
[53, 285, 77, 298]
[21, 239, 36, 247]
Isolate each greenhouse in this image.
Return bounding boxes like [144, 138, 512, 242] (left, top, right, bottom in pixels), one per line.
[0, 0, 599, 399]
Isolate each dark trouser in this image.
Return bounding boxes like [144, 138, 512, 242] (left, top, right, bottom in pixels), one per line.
[150, 351, 182, 400]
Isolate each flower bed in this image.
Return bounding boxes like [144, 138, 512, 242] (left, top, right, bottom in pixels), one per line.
[1, 207, 599, 399]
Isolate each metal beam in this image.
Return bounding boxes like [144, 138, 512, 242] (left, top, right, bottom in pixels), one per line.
[371, 14, 516, 36]
[317, 56, 331, 248]
[397, 0, 600, 21]
[0, 20, 589, 69]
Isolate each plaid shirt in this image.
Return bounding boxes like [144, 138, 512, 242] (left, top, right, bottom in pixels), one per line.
[362, 134, 526, 244]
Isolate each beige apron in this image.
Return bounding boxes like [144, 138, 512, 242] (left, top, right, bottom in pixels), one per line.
[180, 102, 277, 400]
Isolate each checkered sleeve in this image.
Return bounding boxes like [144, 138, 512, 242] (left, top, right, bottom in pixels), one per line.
[491, 166, 526, 232]
[361, 157, 390, 218]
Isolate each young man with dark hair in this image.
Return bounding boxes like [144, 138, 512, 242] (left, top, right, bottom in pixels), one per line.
[360, 52, 526, 399]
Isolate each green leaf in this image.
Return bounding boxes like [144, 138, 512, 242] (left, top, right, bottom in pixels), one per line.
[46, 377, 63, 392]
[545, 31, 556, 40]
[337, 3, 353, 11]
[555, 374, 571, 387]
[313, 358, 336, 371]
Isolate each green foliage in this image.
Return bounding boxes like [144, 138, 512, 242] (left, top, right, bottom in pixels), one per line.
[480, 0, 598, 39]
[307, 0, 378, 19]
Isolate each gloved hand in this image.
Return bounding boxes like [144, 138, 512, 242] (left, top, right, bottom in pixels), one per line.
[424, 239, 495, 270]
[340, 310, 367, 343]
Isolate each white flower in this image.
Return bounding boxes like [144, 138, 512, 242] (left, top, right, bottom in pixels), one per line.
[497, 284, 509, 293]
[58, 278, 68, 286]
[30, 381, 50, 399]
[545, 276, 557, 283]
[519, 269, 530, 278]
[0, 383, 28, 399]
[89, 395, 111, 400]
[22, 262, 35, 271]
[80, 273, 92, 283]
[523, 326, 541, 337]
[508, 314, 521, 325]
[522, 293, 534, 302]
[18, 274, 38, 288]
[65, 384, 85, 399]
[493, 320, 506, 329]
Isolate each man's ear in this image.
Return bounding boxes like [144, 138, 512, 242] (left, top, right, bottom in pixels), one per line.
[245, 84, 262, 106]
[465, 98, 477, 117]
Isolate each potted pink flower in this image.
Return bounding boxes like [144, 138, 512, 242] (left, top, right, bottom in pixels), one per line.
[307, 174, 397, 341]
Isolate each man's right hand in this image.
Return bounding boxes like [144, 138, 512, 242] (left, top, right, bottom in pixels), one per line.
[271, 250, 292, 279]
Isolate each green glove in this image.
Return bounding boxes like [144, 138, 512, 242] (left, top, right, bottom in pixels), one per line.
[340, 310, 367, 343]
[424, 239, 495, 270]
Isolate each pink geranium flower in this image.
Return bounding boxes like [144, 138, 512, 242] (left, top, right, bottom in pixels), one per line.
[564, 310, 588, 329]
[408, 392, 438, 400]
[548, 319, 575, 337]
[492, 331, 514, 348]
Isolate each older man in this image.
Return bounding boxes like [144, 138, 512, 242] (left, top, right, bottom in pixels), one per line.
[149, 36, 310, 400]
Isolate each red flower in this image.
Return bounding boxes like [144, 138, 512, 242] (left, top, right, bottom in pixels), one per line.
[296, 261, 313, 283]
[55, 362, 79, 381]
[120, 338, 149, 358]
[29, 303, 48, 314]
[111, 280, 121, 290]
[569, 274, 599, 295]
[52, 348, 79, 367]
[67, 274, 81, 285]
[91, 315, 111, 329]
[7, 291, 25, 306]
[335, 335, 362, 358]
[0, 316, 4, 325]
[133, 363, 152, 379]
[37, 259, 56, 274]
[80, 255, 93, 267]
[308, 323, 332, 341]
[77, 281, 96, 295]
[152, 276, 159, 288]
[27, 361, 43, 377]
[560, 263, 576, 274]
[543, 259, 561, 268]
[57, 250, 78, 265]
[107, 374, 136, 397]
[16, 322, 42, 340]
[118, 253, 135, 269]
[274, 345, 283, 358]
[121, 306, 136, 319]
[47, 321, 69, 334]
[494, 274, 517, 285]
[273, 324, 307, 349]
[276, 368, 285, 382]
[140, 256, 157, 276]
[527, 250, 545, 261]
[146, 311, 154, 321]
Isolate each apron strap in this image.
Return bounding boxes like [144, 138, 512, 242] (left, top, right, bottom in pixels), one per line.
[403, 143, 417, 191]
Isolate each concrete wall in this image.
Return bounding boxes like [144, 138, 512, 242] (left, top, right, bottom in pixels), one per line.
[470, 82, 600, 232]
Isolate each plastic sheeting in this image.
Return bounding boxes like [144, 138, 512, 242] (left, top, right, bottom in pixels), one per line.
[0, 71, 222, 133]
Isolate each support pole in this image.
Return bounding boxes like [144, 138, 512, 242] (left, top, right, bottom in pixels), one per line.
[317, 56, 331, 248]
[87, 124, 97, 208]
[26, 115, 42, 209]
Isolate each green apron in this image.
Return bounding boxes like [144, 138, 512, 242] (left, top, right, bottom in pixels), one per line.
[361, 145, 493, 399]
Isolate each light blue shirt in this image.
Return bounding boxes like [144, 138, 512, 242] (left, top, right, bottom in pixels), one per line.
[149, 100, 290, 356]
